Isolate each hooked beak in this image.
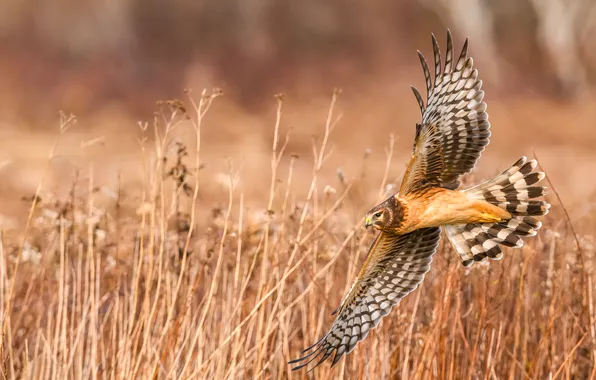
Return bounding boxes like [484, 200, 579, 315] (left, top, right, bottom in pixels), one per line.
[365, 216, 372, 229]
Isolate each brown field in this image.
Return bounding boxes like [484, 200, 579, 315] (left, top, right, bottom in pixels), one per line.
[0, 87, 594, 379]
[1, 2, 596, 379]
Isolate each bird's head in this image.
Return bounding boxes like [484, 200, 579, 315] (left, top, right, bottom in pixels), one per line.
[364, 196, 404, 232]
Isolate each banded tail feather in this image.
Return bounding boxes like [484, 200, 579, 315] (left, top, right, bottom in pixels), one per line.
[446, 157, 550, 267]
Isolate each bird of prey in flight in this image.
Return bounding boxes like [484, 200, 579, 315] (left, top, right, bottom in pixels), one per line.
[289, 30, 550, 371]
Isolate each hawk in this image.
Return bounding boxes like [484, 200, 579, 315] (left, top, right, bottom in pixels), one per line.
[289, 30, 550, 371]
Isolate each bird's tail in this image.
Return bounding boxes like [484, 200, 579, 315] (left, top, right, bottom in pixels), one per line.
[445, 157, 550, 267]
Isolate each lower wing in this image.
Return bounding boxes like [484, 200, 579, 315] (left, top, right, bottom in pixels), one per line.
[289, 227, 441, 371]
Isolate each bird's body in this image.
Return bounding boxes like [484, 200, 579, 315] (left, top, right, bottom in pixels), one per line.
[391, 188, 511, 234]
[290, 30, 551, 371]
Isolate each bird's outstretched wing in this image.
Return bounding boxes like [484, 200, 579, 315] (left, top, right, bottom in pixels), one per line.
[289, 227, 441, 371]
[400, 30, 490, 195]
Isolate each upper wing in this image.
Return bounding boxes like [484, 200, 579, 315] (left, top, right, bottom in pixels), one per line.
[400, 30, 491, 195]
[289, 227, 441, 371]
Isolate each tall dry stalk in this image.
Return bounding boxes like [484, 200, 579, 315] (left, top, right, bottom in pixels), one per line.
[0, 91, 593, 379]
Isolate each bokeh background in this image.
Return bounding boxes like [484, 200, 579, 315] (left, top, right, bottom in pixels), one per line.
[1, 2, 596, 378]
[1, 0, 596, 229]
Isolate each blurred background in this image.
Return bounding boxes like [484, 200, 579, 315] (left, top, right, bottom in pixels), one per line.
[0, 0, 596, 229]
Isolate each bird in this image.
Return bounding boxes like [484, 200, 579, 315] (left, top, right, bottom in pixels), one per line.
[289, 30, 550, 371]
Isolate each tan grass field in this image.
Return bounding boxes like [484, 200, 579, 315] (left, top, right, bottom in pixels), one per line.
[0, 86, 595, 379]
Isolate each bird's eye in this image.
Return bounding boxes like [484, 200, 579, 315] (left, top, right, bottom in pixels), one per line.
[374, 211, 383, 218]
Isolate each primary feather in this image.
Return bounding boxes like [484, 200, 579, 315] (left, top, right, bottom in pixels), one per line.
[289, 228, 441, 371]
[401, 30, 490, 194]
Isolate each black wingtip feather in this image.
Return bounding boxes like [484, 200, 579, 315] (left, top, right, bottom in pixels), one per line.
[300, 335, 326, 354]
[290, 346, 326, 372]
[417, 51, 432, 94]
[431, 33, 442, 81]
[411, 86, 425, 114]
[288, 348, 317, 364]
[330, 350, 344, 368]
[457, 38, 469, 68]
[308, 350, 333, 373]
[462, 37, 469, 55]
[445, 29, 454, 72]
[289, 342, 326, 369]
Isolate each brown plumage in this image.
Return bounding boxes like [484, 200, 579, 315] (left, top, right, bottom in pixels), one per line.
[290, 30, 550, 372]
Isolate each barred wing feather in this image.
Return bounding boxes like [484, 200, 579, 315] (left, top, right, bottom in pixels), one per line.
[289, 228, 441, 371]
[401, 30, 491, 195]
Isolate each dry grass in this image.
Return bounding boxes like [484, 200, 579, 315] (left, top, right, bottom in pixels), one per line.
[0, 89, 594, 380]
